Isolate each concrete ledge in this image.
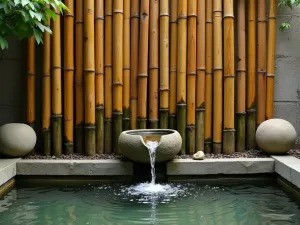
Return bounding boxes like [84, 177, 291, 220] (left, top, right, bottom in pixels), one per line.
[167, 158, 275, 175]
[16, 159, 133, 176]
[0, 158, 20, 186]
[272, 156, 300, 189]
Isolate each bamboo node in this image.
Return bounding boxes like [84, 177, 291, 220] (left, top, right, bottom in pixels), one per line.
[64, 67, 75, 71]
[84, 69, 96, 72]
[170, 20, 177, 23]
[197, 67, 206, 71]
[123, 67, 130, 70]
[236, 112, 246, 115]
[187, 14, 197, 18]
[186, 125, 196, 130]
[213, 67, 223, 71]
[149, 66, 159, 70]
[52, 114, 63, 118]
[224, 75, 235, 78]
[204, 141, 212, 144]
[159, 108, 169, 112]
[85, 125, 96, 130]
[168, 114, 176, 118]
[104, 118, 112, 122]
[113, 82, 123, 86]
[137, 118, 147, 121]
[205, 20, 213, 23]
[96, 72, 104, 75]
[246, 109, 256, 113]
[113, 10, 124, 14]
[112, 111, 123, 115]
[266, 74, 275, 77]
[27, 72, 35, 76]
[75, 20, 83, 24]
[258, 19, 267, 22]
[96, 106, 104, 110]
[178, 15, 187, 19]
[65, 13, 74, 17]
[205, 72, 212, 76]
[75, 82, 84, 86]
[105, 13, 113, 17]
[177, 103, 187, 108]
[149, 119, 159, 123]
[159, 88, 169, 91]
[64, 142, 74, 147]
[64, 118, 73, 122]
[52, 66, 62, 69]
[137, 74, 148, 77]
[160, 13, 169, 17]
[223, 129, 236, 133]
[42, 128, 51, 132]
[236, 69, 246, 72]
[170, 69, 177, 72]
[123, 117, 130, 121]
[187, 72, 197, 76]
[104, 64, 112, 68]
[223, 15, 235, 19]
[196, 108, 205, 112]
[95, 16, 105, 20]
[213, 10, 222, 13]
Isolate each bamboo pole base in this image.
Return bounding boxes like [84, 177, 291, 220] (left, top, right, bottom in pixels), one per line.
[52, 116, 62, 157]
[104, 119, 112, 153]
[177, 104, 186, 155]
[159, 109, 168, 129]
[149, 120, 159, 129]
[246, 111, 256, 150]
[236, 112, 246, 152]
[64, 143, 74, 155]
[75, 125, 84, 154]
[85, 126, 96, 156]
[96, 107, 104, 154]
[42, 129, 51, 156]
[113, 112, 123, 154]
[186, 126, 195, 155]
[223, 129, 235, 154]
[168, 114, 176, 129]
[213, 142, 222, 154]
[123, 107, 130, 131]
[196, 110, 205, 152]
[204, 142, 212, 154]
[137, 119, 147, 129]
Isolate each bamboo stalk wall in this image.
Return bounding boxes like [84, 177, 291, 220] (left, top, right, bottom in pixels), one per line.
[27, 0, 278, 156]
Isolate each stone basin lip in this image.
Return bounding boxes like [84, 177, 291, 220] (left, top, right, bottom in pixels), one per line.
[118, 129, 182, 163]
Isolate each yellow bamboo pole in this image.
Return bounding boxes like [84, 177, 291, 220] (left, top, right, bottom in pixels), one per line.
[123, 0, 131, 131]
[236, 0, 246, 152]
[266, 0, 277, 120]
[213, 0, 223, 154]
[52, 9, 62, 157]
[205, 0, 212, 153]
[84, 0, 96, 156]
[75, 0, 84, 154]
[169, 0, 178, 129]
[247, 0, 256, 150]
[149, 0, 159, 129]
[64, 0, 74, 154]
[160, 0, 169, 129]
[113, 0, 123, 153]
[104, 0, 112, 153]
[137, 0, 149, 129]
[223, 0, 235, 154]
[187, 0, 196, 154]
[42, 13, 51, 156]
[27, 37, 35, 153]
[130, 0, 139, 130]
[196, 0, 205, 152]
[257, 0, 267, 127]
[177, 0, 187, 154]
[95, 0, 104, 154]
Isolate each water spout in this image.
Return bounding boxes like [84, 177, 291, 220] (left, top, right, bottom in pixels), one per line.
[146, 140, 159, 184]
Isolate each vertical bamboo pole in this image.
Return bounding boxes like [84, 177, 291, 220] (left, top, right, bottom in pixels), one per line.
[64, 0, 74, 154]
[257, 0, 267, 127]
[196, 0, 205, 152]
[113, 0, 123, 153]
[75, 0, 84, 154]
[123, 0, 131, 131]
[95, 0, 104, 154]
[213, 0, 223, 154]
[42, 13, 51, 156]
[84, 0, 96, 156]
[205, 0, 212, 153]
[27, 37, 35, 151]
[149, 0, 159, 129]
[130, 0, 139, 130]
[169, 0, 178, 129]
[137, 0, 150, 129]
[104, 0, 112, 153]
[266, 0, 277, 120]
[236, 0, 246, 152]
[160, 0, 169, 129]
[177, 0, 187, 154]
[247, 0, 256, 150]
[223, 0, 235, 154]
[187, 0, 196, 154]
[52, 9, 62, 157]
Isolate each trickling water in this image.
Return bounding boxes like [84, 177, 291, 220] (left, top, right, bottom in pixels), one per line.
[146, 140, 159, 184]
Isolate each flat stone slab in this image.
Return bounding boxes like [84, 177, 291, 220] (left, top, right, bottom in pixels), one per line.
[0, 158, 20, 186]
[167, 158, 275, 175]
[17, 159, 133, 176]
[272, 156, 300, 189]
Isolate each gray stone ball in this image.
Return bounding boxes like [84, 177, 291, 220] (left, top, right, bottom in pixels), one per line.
[0, 123, 36, 157]
[256, 118, 297, 154]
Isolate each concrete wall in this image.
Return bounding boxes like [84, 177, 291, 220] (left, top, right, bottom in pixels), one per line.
[0, 5, 300, 148]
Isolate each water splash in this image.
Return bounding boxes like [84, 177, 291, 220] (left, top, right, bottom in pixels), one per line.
[146, 141, 159, 184]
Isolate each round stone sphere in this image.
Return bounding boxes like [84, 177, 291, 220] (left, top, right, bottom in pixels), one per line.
[256, 118, 297, 154]
[0, 123, 36, 157]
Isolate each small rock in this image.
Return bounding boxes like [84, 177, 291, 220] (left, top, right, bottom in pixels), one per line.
[52, 156, 55, 159]
[193, 151, 205, 160]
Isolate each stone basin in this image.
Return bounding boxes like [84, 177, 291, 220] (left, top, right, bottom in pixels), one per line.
[118, 129, 182, 163]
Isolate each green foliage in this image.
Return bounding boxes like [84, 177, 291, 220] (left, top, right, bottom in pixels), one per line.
[0, 0, 67, 49]
[278, 0, 300, 31]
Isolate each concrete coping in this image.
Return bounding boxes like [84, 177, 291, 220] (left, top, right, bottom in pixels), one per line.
[0, 158, 20, 186]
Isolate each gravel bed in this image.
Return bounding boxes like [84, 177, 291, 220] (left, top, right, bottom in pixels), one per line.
[24, 149, 269, 160]
[288, 149, 300, 159]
